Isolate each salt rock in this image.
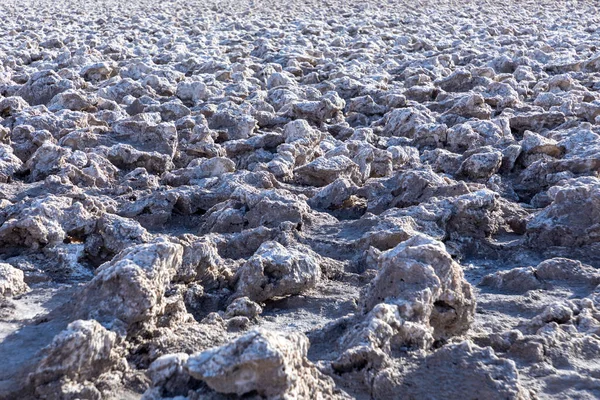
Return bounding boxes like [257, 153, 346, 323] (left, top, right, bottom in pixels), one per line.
[162, 157, 235, 186]
[10, 126, 56, 162]
[126, 95, 160, 116]
[457, 149, 503, 180]
[0, 262, 29, 297]
[151, 100, 191, 122]
[482, 81, 521, 108]
[267, 127, 323, 179]
[359, 169, 469, 214]
[48, 89, 94, 112]
[106, 143, 173, 174]
[234, 241, 321, 303]
[421, 148, 462, 174]
[267, 71, 297, 89]
[381, 107, 435, 138]
[526, 177, 600, 247]
[502, 144, 522, 172]
[382, 188, 502, 240]
[435, 69, 475, 92]
[334, 303, 434, 377]
[76, 241, 183, 329]
[98, 77, 148, 103]
[481, 258, 600, 293]
[480, 266, 543, 293]
[268, 87, 300, 111]
[121, 167, 160, 191]
[176, 81, 208, 105]
[30, 320, 126, 396]
[145, 353, 190, 398]
[532, 303, 573, 326]
[175, 234, 224, 286]
[387, 145, 420, 168]
[201, 188, 313, 233]
[0, 195, 96, 250]
[521, 131, 562, 157]
[403, 84, 439, 102]
[308, 178, 356, 211]
[17, 70, 74, 106]
[187, 329, 343, 399]
[112, 113, 178, 157]
[294, 155, 360, 187]
[85, 213, 152, 264]
[283, 119, 321, 145]
[224, 296, 263, 319]
[0, 144, 23, 183]
[361, 234, 475, 340]
[535, 258, 600, 285]
[447, 189, 504, 238]
[24, 142, 72, 181]
[80, 62, 115, 82]
[445, 124, 482, 152]
[508, 110, 566, 134]
[347, 95, 387, 116]
[0, 96, 30, 116]
[291, 91, 345, 123]
[443, 93, 492, 120]
[209, 105, 258, 140]
[142, 75, 176, 97]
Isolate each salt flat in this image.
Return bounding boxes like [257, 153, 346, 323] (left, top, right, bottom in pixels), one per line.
[1, 0, 600, 399]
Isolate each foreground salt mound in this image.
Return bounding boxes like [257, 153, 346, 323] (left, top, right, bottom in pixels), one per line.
[362, 234, 475, 340]
[478, 257, 600, 399]
[29, 319, 127, 399]
[527, 177, 600, 247]
[0, 262, 29, 297]
[75, 240, 183, 331]
[329, 234, 476, 388]
[186, 329, 347, 399]
[0, 195, 96, 250]
[373, 341, 530, 400]
[233, 241, 321, 303]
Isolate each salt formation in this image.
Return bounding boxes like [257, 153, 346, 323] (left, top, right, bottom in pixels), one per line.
[1, 0, 600, 398]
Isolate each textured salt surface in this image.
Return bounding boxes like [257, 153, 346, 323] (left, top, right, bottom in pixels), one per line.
[1, 0, 600, 398]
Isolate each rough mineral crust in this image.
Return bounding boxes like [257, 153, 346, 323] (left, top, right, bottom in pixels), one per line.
[0, 262, 29, 297]
[75, 240, 183, 330]
[327, 235, 476, 387]
[2, 0, 600, 399]
[233, 241, 321, 303]
[481, 257, 600, 293]
[143, 353, 191, 399]
[0, 195, 97, 250]
[526, 177, 600, 247]
[373, 341, 530, 400]
[361, 234, 475, 341]
[186, 329, 345, 399]
[29, 319, 128, 399]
